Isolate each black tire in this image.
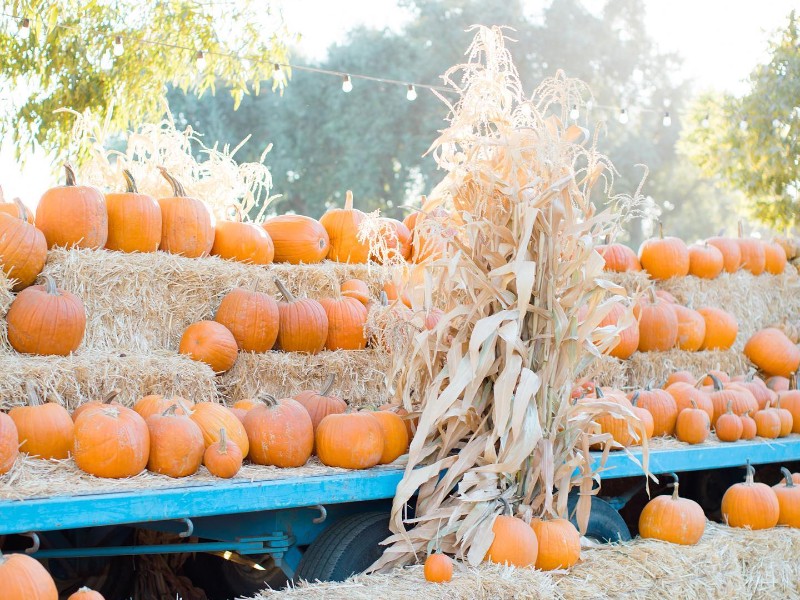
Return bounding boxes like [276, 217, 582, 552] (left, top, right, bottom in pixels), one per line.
[567, 494, 631, 542]
[294, 511, 390, 584]
[184, 551, 287, 599]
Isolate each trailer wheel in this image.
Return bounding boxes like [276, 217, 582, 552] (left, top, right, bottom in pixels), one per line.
[294, 511, 390, 583]
[184, 550, 287, 598]
[567, 494, 631, 542]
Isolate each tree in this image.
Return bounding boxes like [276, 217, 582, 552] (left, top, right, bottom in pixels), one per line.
[0, 0, 292, 157]
[680, 11, 800, 229]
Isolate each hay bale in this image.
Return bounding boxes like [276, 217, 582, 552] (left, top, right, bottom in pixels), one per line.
[41, 248, 394, 352]
[582, 355, 628, 389]
[0, 270, 13, 348]
[603, 270, 650, 297]
[0, 350, 217, 411]
[626, 349, 750, 389]
[219, 349, 392, 407]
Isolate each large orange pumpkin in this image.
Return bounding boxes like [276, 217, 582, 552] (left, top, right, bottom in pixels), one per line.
[773, 467, 800, 528]
[0, 411, 19, 475]
[190, 402, 250, 456]
[293, 374, 347, 431]
[73, 405, 150, 478]
[10, 385, 74, 460]
[214, 286, 279, 352]
[635, 289, 678, 352]
[204, 427, 243, 478]
[319, 190, 371, 263]
[744, 328, 800, 377]
[638, 474, 705, 544]
[721, 463, 779, 529]
[697, 307, 738, 351]
[210, 206, 274, 264]
[146, 404, 205, 478]
[687, 243, 723, 279]
[244, 396, 314, 467]
[484, 509, 538, 567]
[7, 275, 86, 356]
[665, 382, 714, 423]
[763, 241, 788, 275]
[529, 518, 580, 570]
[319, 296, 368, 350]
[36, 163, 108, 250]
[673, 305, 706, 352]
[706, 236, 741, 273]
[179, 320, 238, 373]
[0, 199, 47, 291]
[274, 279, 328, 353]
[157, 168, 215, 257]
[630, 386, 678, 437]
[261, 215, 330, 264]
[371, 410, 409, 464]
[316, 412, 384, 469]
[105, 170, 162, 253]
[0, 550, 58, 600]
[638, 222, 689, 280]
[737, 223, 766, 275]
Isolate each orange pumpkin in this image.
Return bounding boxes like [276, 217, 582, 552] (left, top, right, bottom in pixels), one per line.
[753, 405, 781, 439]
[773, 398, 793, 437]
[665, 371, 696, 387]
[10, 385, 74, 460]
[274, 279, 328, 353]
[630, 386, 678, 437]
[740, 411, 757, 440]
[734, 378, 776, 411]
[484, 510, 538, 567]
[214, 286, 279, 353]
[203, 428, 243, 478]
[382, 280, 412, 309]
[157, 168, 214, 258]
[777, 377, 800, 434]
[598, 302, 639, 360]
[773, 467, 800, 528]
[744, 328, 800, 377]
[697, 307, 738, 351]
[190, 402, 249, 456]
[179, 320, 238, 373]
[320, 190, 371, 263]
[766, 376, 790, 392]
[377, 217, 412, 262]
[7, 275, 86, 356]
[665, 382, 714, 423]
[737, 223, 766, 275]
[0, 187, 34, 223]
[0, 199, 47, 290]
[638, 474, 705, 544]
[407, 203, 450, 263]
[673, 305, 706, 352]
[764, 241, 788, 275]
[36, 163, 108, 250]
[655, 290, 678, 304]
[584, 388, 641, 447]
[708, 377, 758, 424]
[635, 289, 678, 352]
[105, 170, 162, 253]
[73, 405, 149, 478]
[714, 403, 743, 442]
[71, 389, 122, 422]
[706, 236, 741, 273]
[211, 206, 274, 264]
[133, 394, 194, 421]
[371, 410, 409, 464]
[293, 374, 347, 431]
[319, 296, 368, 350]
[423, 552, 453, 583]
[146, 404, 205, 478]
[262, 215, 330, 264]
[0, 550, 58, 599]
[0, 411, 19, 475]
[244, 396, 314, 467]
[340, 279, 371, 305]
[316, 412, 384, 469]
[687, 243, 723, 279]
[380, 402, 417, 439]
[529, 518, 580, 570]
[598, 241, 641, 272]
[721, 463, 779, 529]
[638, 222, 689, 280]
[67, 586, 105, 600]
[701, 370, 730, 386]
[675, 400, 711, 444]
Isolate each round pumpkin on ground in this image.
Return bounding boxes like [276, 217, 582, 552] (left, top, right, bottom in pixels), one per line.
[262, 215, 330, 264]
[204, 428, 243, 478]
[484, 511, 538, 568]
[721, 463, 779, 529]
[244, 396, 314, 467]
[639, 474, 705, 544]
[73, 405, 149, 478]
[214, 285, 279, 353]
[157, 168, 215, 258]
[316, 412, 384, 469]
[0, 550, 58, 600]
[179, 320, 238, 373]
[530, 517, 580, 570]
[105, 170, 162, 253]
[424, 552, 453, 583]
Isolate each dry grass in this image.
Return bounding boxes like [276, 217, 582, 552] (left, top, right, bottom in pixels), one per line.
[0, 270, 13, 347]
[626, 348, 750, 389]
[581, 355, 629, 389]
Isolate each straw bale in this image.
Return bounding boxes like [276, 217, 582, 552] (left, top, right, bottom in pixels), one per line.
[0, 270, 13, 348]
[219, 349, 393, 407]
[603, 270, 650, 297]
[626, 349, 750, 390]
[582, 355, 628, 389]
[40, 248, 394, 352]
[0, 350, 217, 411]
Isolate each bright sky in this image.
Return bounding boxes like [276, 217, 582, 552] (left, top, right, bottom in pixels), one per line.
[1, 0, 795, 205]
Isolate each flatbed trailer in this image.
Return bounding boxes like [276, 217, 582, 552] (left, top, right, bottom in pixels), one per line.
[2, 437, 800, 598]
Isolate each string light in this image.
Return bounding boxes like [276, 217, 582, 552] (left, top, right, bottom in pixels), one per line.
[17, 17, 30, 39]
[701, 114, 710, 128]
[569, 104, 579, 121]
[341, 74, 353, 93]
[113, 35, 124, 57]
[618, 108, 628, 124]
[406, 84, 417, 101]
[662, 112, 672, 127]
[739, 118, 748, 131]
[195, 50, 206, 71]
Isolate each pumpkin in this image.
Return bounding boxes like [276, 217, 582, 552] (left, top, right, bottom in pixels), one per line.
[630, 400, 655, 444]
[688, 243, 724, 279]
[0, 187, 34, 223]
[320, 190, 371, 263]
[734, 378, 776, 411]
[766, 376, 790, 392]
[319, 295, 368, 350]
[423, 552, 453, 583]
[598, 241, 641, 272]
[638, 474, 705, 544]
[380, 402, 417, 439]
[586, 388, 641, 447]
[774, 398, 794, 437]
[707, 376, 758, 424]
[157, 168, 214, 258]
[377, 217, 412, 262]
[635, 289, 678, 352]
[382, 280, 412, 309]
[599, 302, 639, 360]
[7, 274, 86, 356]
[665, 371, 696, 387]
[673, 305, 706, 352]
[676, 400, 711, 444]
[71, 389, 122, 422]
[753, 404, 781, 439]
[774, 235, 799, 261]
[721, 463, 779, 529]
[105, 170, 162, 253]
[35, 163, 108, 250]
[407, 202, 450, 263]
[629, 385, 678, 437]
[293, 374, 347, 431]
[179, 320, 238, 373]
[210, 206, 274, 264]
[706, 236, 741, 273]
[0, 411, 19, 475]
[67, 587, 105, 600]
[737, 411, 756, 440]
[214, 285, 279, 353]
[371, 410, 409, 464]
[773, 467, 800, 528]
[233, 398, 261, 412]
[231, 407, 248, 423]
[190, 402, 249, 456]
[737, 222, 766, 275]
[701, 370, 730, 386]
[744, 328, 800, 377]
[146, 404, 205, 477]
[133, 394, 193, 421]
[274, 278, 328, 353]
[714, 401, 743, 442]
[203, 428, 243, 478]
[424, 308, 445, 331]
[244, 396, 314, 467]
[484, 507, 538, 567]
[697, 307, 738, 351]
[341, 279, 371, 305]
[0, 199, 47, 290]
[73, 405, 149, 478]
[262, 215, 330, 264]
[316, 412, 384, 469]
[764, 241, 788, 275]
[529, 518, 580, 570]
[655, 290, 678, 304]
[10, 385, 73, 459]
[777, 376, 800, 434]
[665, 382, 714, 423]
[637, 222, 690, 280]
[0, 550, 58, 600]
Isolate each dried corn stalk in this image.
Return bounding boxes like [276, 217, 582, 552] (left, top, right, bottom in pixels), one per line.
[372, 26, 648, 570]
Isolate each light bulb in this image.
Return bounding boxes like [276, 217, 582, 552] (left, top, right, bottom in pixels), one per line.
[618, 108, 629, 124]
[273, 63, 284, 83]
[113, 36, 124, 57]
[662, 112, 672, 127]
[569, 104, 579, 121]
[99, 51, 113, 71]
[586, 99, 594, 112]
[663, 98, 671, 108]
[701, 114, 710, 128]
[196, 51, 206, 71]
[342, 75, 352, 93]
[739, 119, 748, 131]
[18, 17, 30, 40]
[406, 84, 417, 101]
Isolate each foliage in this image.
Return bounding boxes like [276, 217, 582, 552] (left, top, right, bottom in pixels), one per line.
[680, 11, 800, 229]
[0, 0, 293, 157]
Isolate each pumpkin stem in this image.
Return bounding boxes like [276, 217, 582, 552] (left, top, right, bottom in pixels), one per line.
[255, 391, 277, 406]
[744, 461, 754, 485]
[40, 274, 58, 296]
[320, 373, 336, 396]
[595, 387, 605, 399]
[64, 163, 77, 186]
[667, 472, 680, 500]
[122, 169, 138, 193]
[657, 220, 664, 239]
[791, 372, 798, 391]
[158, 167, 187, 197]
[725, 400, 733, 415]
[644, 379, 655, 392]
[379, 290, 389, 307]
[708, 373, 724, 392]
[689, 399, 698, 409]
[103, 389, 120, 404]
[647, 286, 658, 304]
[162, 403, 180, 416]
[344, 190, 354, 211]
[738, 220, 744, 239]
[744, 368, 756, 383]
[274, 278, 295, 303]
[219, 428, 228, 454]
[629, 390, 640, 406]
[781, 467, 795, 487]
[12, 197, 29, 222]
[227, 204, 244, 223]
[498, 496, 512, 516]
[604, 234, 611, 245]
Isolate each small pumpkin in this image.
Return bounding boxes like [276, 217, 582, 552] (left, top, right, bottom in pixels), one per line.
[67, 587, 105, 600]
[629, 385, 678, 437]
[673, 305, 706, 352]
[635, 288, 678, 352]
[214, 285, 279, 353]
[766, 376, 790, 392]
[0, 411, 19, 475]
[0, 550, 58, 600]
[210, 205, 274, 264]
[484, 502, 538, 567]
[319, 190, 371, 263]
[687, 242, 724, 279]
[36, 163, 108, 250]
[638, 473, 705, 544]
[243, 395, 314, 467]
[764, 241, 788, 275]
[146, 404, 205, 478]
[0, 198, 47, 291]
[10, 384, 74, 460]
[316, 412, 384, 469]
[204, 428, 243, 478]
[190, 402, 249, 456]
[423, 552, 453, 583]
[598, 240, 641, 272]
[706, 236, 741, 273]
[157, 167, 215, 258]
[697, 307, 738, 351]
[371, 410, 410, 464]
[675, 400, 711, 445]
[293, 374, 347, 431]
[179, 320, 238, 373]
[753, 404, 781, 439]
[721, 463, 779, 529]
[341, 279, 371, 305]
[105, 170, 162, 253]
[73, 404, 149, 478]
[737, 222, 766, 275]
[319, 295, 368, 350]
[262, 215, 330, 264]
[740, 411, 757, 440]
[637, 221, 690, 280]
[715, 401, 743, 442]
[529, 517, 580, 570]
[773, 398, 793, 437]
[7, 274, 86, 356]
[773, 467, 800, 528]
[274, 278, 328, 354]
[744, 328, 800, 378]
